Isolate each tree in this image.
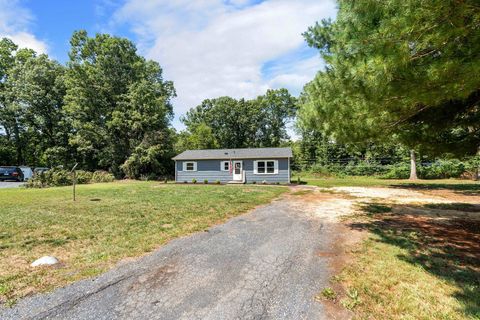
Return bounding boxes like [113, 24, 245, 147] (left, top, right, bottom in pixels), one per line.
[253, 88, 297, 147]
[175, 123, 219, 152]
[299, 0, 480, 179]
[64, 31, 176, 176]
[8, 53, 70, 167]
[0, 38, 70, 166]
[181, 89, 296, 148]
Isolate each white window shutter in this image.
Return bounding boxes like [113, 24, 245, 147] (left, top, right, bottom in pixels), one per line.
[253, 161, 258, 174]
[221, 161, 228, 171]
[193, 162, 197, 171]
[182, 162, 186, 171]
[274, 160, 279, 174]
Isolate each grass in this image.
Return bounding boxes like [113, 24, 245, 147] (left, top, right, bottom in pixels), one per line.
[293, 173, 480, 194]
[0, 181, 286, 305]
[340, 203, 480, 319]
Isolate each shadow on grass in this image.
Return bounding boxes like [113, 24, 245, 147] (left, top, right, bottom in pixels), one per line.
[391, 182, 480, 196]
[349, 203, 480, 317]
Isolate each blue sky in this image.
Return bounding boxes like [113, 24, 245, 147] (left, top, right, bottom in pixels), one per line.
[0, 0, 337, 129]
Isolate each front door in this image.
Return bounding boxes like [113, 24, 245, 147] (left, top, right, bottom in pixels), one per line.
[232, 161, 243, 181]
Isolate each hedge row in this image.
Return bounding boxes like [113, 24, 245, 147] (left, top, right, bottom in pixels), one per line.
[307, 159, 478, 179]
[26, 168, 114, 188]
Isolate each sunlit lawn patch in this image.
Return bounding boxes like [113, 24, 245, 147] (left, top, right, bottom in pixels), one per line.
[0, 181, 286, 305]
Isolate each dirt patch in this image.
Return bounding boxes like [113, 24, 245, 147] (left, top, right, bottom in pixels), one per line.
[331, 186, 451, 204]
[293, 184, 480, 319]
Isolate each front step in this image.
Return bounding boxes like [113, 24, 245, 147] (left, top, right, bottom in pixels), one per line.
[227, 180, 245, 184]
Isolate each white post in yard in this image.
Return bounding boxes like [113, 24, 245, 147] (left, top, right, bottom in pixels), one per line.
[71, 163, 78, 201]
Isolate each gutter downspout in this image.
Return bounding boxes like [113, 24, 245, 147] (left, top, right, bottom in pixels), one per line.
[288, 157, 291, 184]
[174, 160, 177, 183]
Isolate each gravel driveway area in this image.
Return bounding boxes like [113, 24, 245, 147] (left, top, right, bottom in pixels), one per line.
[1, 193, 338, 320]
[0, 181, 24, 188]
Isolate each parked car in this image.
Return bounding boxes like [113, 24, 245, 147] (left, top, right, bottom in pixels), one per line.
[34, 167, 50, 176]
[20, 166, 33, 181]
[0, 166, 24, 182]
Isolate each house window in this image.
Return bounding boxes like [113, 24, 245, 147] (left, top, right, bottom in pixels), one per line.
[254, 160, 278, 174]
[266, 161, 275, 173]
[183, 161, 197, 171]
[221, 161, 230, 171]
[257, 161, 265, 173]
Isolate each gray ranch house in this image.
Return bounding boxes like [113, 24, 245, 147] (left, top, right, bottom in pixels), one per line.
[172, 147, 293, 184]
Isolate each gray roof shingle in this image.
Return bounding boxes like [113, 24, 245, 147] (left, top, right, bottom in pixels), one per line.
[172, 147, 292, 160]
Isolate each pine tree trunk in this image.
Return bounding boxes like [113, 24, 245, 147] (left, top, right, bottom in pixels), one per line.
[409, 149, 418, 180]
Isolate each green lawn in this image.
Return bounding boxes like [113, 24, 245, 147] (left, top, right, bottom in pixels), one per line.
[340, 204, 480, 319]
[0, 181, 286, 305]
[294, 173, 480, 190]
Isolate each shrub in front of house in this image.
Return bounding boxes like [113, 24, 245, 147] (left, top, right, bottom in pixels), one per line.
[215, 180, 221, 184]
[204, 179, 208, 184]
[192, 178, 197, 184]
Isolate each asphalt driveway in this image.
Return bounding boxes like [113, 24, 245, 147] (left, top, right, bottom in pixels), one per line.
[1, 193, 338, 320]
[0, 181, 24, 188]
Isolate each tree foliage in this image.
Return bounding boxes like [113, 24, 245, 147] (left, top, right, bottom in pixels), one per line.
[0, 39, 71, 166]
[0, 32, 176, 178]
[299, 0, 480, 157]
[180, 89, 296, 149]
[64, 31, 176, 176]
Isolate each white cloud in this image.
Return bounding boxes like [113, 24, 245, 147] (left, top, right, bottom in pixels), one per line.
[4, 32, 48, 54]
[0, 0, 48, 53]
[267, 55, 324, 93]
[111, 0, 336, 127]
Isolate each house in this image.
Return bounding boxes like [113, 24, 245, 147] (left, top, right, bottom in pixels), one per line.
[172, 147, 293, 184]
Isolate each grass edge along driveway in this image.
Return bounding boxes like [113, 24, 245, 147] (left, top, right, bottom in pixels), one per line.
[0, 181, 286, 305]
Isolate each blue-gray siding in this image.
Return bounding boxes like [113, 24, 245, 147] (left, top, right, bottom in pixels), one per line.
[175, 158, 290, 183]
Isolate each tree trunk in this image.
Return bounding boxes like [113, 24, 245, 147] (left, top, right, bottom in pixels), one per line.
[409, 149, 418, 180]
[474, 148, 480, 181]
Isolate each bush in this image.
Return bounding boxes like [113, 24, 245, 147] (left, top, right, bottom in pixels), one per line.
[422, 160, 465, 179]
[204, 179, 208, 184]
[309, 161, 389, 177]
[75, 170, 93, 184]
[382, 160, 467, 179]
[49, 169, 73, 186]
[26, 168, 114, 188]
[382, 163, 411, 179]
[91, 171, 115, 183]
[215, 180, 221, 184]
[192, 178, 197, 184]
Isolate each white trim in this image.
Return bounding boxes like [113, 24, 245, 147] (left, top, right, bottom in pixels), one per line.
[253, 160, 278, 175]
[220, 161, 230, 171]
[288, 157, 290, 183]
[174, 160, 177, 182]
[232, 160, 243, 181]
[182, 161, 197, 172]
